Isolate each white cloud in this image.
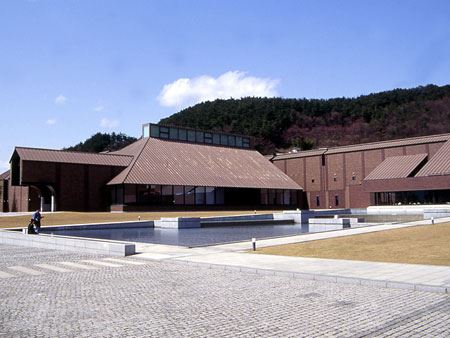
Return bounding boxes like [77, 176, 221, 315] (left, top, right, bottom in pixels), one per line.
[54, 94, 67, 105]
[94, 105, 104, 112]
[100, 118, 119, 129]
[45, 119, 56, 125]
[158, 71, 279, 108]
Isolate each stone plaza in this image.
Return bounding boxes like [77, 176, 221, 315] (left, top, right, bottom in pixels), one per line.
[1, 244, 449, 337]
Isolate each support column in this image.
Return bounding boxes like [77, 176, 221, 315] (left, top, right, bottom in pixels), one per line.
[51, 194, 55, 212]
[40, 196, 44, 212]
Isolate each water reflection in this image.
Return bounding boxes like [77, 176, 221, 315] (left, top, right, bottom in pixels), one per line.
[42, 224, 310, 247]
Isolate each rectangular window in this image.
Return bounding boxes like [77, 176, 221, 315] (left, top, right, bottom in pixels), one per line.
[213, 133, 221, 145]
[169, 127, 178, 140]
[283, 190, 290, 205]
[159, 126, 169, 139]
[242, 138, 250, 148]
[235, 136, 243, 147]
[179, 129, 187, 141]
[196, 131, 204, 143]
[215, 187, 225, 204]
[321, 154, 326, 166]
[228, 135, 236, 147]
[174, 186, 184, 205]
[116, 186, 124, 204]
[204, 133, 213, 144]
[187, 130, 196, 142]
[161, 185, 173, 205]
[185, 186, 195, 205]
[220, 134, 228, 146]
[150, 124, 160, 138]
[268, 189, 276, 205]
[335, 195, 339, 206]
[137, 185, 149, 203]
[290, 190, 298, 206]
[124, 185, 136, 204]
[316, 195, 320, 207]
[260, 189, 268, 205]
[205, 187, 215, 205]
[149, 185, 161, 204]
[195, 186, 205, 205]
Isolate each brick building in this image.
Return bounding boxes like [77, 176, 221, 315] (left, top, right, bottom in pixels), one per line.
[3, 124, 301, 212]
[271, 133, 450, 209]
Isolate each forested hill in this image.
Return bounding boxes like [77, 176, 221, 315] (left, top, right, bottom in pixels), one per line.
[160, 84, 450, 154]
[65, 132, 137, 153]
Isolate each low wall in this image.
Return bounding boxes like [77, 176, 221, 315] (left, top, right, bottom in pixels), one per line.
[40, 220, 153, 232]
[154, 217, 201, 229]
[0, 230, 135, 256]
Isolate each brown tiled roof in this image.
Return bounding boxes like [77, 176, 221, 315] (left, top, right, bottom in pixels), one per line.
[0, 170, 10, 180]
[14, 147, 133, 167]
[416, 140, 450, 177]
[364, 154, 428, 181]
[273, 133, 450, 160]
[108, 138, 302, 190]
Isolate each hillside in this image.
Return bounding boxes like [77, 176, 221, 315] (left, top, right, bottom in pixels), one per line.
[160, 84, 450, 154]
[65, 132, 137, 153]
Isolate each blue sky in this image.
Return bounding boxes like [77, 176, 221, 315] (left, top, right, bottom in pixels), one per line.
[1, 0, 450, 170]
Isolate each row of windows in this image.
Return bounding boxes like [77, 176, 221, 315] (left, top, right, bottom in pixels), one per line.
[260, 189, 298, 206]
[314, 195, 339, 207]
[143, 123, 250, 149]
[112, 185, 225, 206]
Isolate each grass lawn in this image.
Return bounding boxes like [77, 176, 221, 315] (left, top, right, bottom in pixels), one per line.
[254, 222, 450, 266]
[0, 210, 276, 229]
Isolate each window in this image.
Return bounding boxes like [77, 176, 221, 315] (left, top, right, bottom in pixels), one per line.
[220, 134, 228, 146]
[179, 129, 187, 141]
[235, 136, 242, 147]
[204, 133, 212, 144]
[213, 133, 221, 145]
[143, 125, 150, 138]
[311, 179, 315, 183]
[124, 185, 136, 204]
[205, 187, 215, 205]
[174, 186, 184, 205]
[335, 195, 339, 206]
[316, 195, 320, 207]
[228, 135, 236, 147]
[184, 186, 195, 205]
[215, 188, 225, 204]
[150, 124, 160, 138]
[161, 185, 173, 204]
[260, 189, 268, 205]
[352, 173, 356, 181]
[187, 130, 196, 142]
[321, 154, 326, 166]
[283, 190, 290, 205]
[169, 127, 178, 140]
[333, 176, 337, 182]
[195, 186, 205, 205]
[196, 131, 204, 143]
[159, 126, 169, 139]
[242, 138, 250, 148]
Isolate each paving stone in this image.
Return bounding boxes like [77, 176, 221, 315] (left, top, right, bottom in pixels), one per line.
[0, 243, 448, 337]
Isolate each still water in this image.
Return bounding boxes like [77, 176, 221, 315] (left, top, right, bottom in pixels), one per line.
[42, 224, 310, 247]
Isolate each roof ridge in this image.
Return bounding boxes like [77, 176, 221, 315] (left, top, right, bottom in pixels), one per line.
[120, 137, 150, 184]
[15, 146, 134, 158]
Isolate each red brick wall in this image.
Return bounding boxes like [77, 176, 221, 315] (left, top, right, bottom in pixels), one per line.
[285, 158, 305, 188]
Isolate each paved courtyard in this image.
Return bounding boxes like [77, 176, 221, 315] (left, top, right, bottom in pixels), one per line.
[0, 244, 449, 337]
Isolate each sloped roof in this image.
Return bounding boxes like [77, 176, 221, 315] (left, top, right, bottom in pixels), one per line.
[0, 170, 10, 180]
[14, 147, 133, 167]
[273, 133, 450, 160]
[108, 138, 302, 190]
[416, 140, 450, 177]
[364, 154, 428, 180]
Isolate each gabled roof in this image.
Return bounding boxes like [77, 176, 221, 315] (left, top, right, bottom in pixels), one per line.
[14, 147, 133, 167]
[108, 138, 302, 190]
[416, 140, 450, 177]
[0, 170, 10, 180]
[364, 154, 428, 180]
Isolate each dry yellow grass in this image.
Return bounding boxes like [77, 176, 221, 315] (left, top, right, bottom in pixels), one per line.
[254, 223, 450, 266]
[0, 210, 276, 229]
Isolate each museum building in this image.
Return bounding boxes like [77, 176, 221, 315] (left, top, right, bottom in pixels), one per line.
[1, 123, 450, 212]
[2, 124, 302, 212]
